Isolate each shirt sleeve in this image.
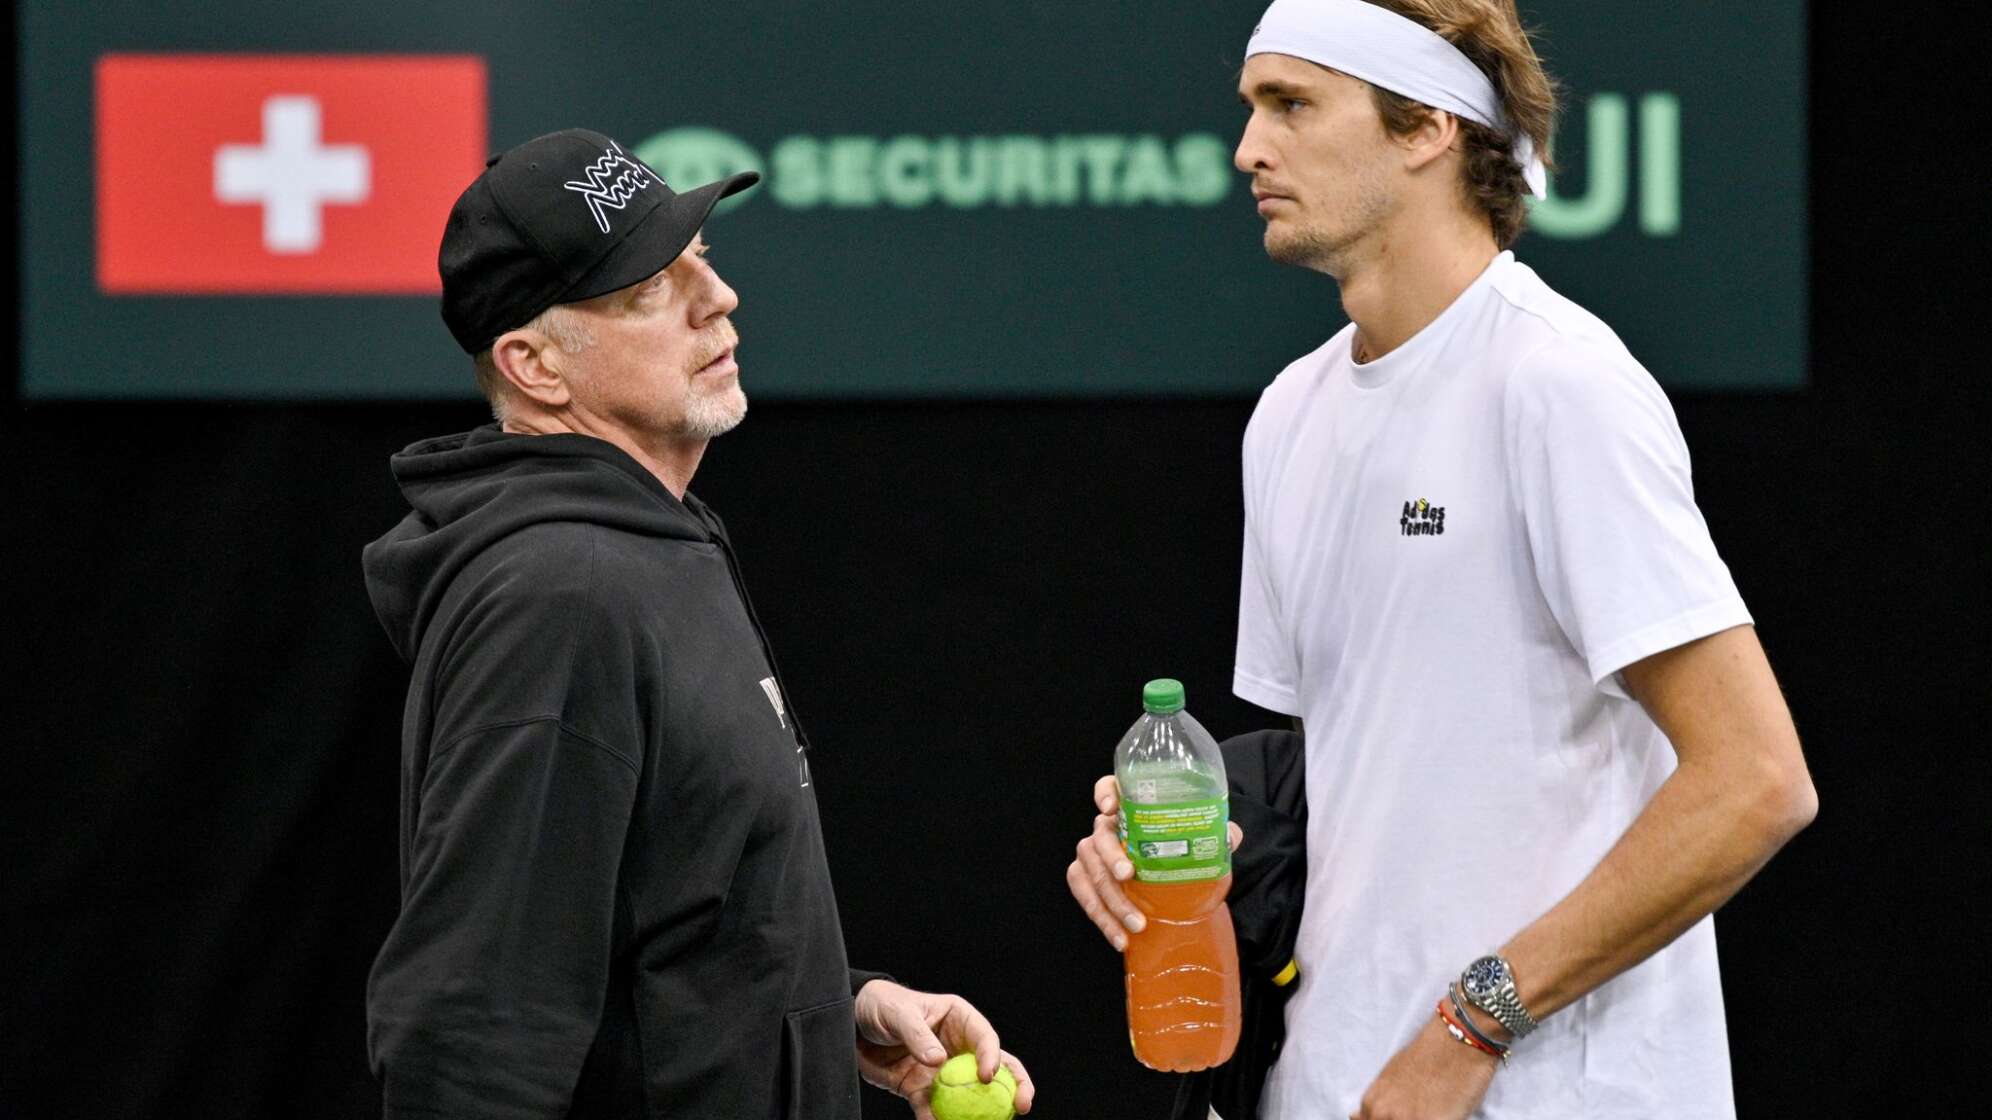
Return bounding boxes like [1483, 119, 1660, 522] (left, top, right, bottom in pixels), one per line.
[368, 535, 644, 1119]
[369, 718, 640, 1119]
[1506, 341, 1753, 698]
[849, 968, 895, 998]
[1233, 414, 1302, 716]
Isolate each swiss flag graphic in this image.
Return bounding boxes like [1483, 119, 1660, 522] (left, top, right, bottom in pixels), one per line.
[96, 54, 486, 294]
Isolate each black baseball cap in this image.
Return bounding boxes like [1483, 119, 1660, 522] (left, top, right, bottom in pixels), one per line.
[438, 128, 758, 353]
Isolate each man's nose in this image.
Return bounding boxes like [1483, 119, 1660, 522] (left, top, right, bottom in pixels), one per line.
[697, 271, 739, 325]
[1235, 114, 1273, 174]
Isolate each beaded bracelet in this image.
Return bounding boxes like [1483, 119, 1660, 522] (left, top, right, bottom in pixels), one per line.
[1436, 999, 1506, 1062]
[1436, 987, 1509, 1063]
[1448, 982, 1512, 1060]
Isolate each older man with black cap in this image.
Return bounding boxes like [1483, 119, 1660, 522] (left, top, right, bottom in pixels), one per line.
[362, 129, 1033, 1120]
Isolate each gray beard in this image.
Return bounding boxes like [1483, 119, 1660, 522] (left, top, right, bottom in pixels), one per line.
[678, 382, 747, 439]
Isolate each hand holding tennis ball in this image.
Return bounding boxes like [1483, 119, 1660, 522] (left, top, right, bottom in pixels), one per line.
[929, 1052, 1018, 1120]
[853, 981, 1035, 1118]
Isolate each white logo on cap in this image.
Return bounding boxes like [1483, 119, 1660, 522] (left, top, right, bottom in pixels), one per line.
[562, 140, 656, 234]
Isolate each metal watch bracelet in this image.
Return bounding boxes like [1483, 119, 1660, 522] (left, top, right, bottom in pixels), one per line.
[1459, 954, 1540, 1040]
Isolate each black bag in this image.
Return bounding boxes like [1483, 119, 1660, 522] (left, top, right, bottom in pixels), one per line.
[1169, 729, 1308, 1120]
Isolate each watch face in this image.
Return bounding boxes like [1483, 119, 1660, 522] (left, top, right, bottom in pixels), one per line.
[1462, 956, 1506, 998]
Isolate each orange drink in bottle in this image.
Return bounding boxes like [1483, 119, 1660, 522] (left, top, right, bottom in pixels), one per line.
[1116, 678, 1242, 1071]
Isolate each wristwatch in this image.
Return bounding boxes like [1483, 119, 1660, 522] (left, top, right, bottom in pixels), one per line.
[1459, 954, 1539, 1040]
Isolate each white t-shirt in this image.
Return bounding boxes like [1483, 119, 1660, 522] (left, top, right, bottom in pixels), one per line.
[1235, 253, 1749, 1119]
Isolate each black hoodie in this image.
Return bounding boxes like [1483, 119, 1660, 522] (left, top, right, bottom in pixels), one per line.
[363, 425, 864, 1120]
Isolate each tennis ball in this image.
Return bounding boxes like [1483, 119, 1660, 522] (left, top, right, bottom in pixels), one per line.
[929, 1052, 1017, 1120]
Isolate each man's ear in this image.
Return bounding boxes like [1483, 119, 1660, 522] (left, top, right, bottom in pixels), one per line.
[491, 328, 571, 409]
[1399, 107, 1461, 176]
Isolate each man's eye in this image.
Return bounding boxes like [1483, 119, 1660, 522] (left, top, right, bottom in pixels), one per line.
[1281, 98, 1306, 112]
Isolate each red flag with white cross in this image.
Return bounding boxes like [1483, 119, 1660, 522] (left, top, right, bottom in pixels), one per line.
[95, 54, 486, 294]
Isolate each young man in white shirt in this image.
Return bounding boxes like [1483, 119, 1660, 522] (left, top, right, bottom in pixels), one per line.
[1065, 2, 1818, 1117]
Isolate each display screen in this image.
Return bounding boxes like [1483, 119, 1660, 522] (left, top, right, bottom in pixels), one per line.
[20, 1, 1805, 398]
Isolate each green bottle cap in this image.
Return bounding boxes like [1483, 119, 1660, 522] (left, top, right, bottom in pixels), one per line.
[1142, 678, 1186, 715]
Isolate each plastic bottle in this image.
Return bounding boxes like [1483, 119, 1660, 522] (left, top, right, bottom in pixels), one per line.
[1116, 678, 1242, 1072]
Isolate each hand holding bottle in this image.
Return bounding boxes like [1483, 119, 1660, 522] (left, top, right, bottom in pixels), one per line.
[1067, 776, 1243, 952]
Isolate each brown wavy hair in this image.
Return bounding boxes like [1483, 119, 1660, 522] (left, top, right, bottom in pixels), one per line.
[1363, 0, 1558, 248]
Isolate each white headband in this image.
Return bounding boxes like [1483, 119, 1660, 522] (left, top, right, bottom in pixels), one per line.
[1246, 0, 1547, 198]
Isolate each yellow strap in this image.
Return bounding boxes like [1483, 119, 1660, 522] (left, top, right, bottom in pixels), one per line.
[1272, 958, 1300, 987]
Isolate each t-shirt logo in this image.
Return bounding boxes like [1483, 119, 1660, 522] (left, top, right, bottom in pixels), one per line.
[1400, 497, 1447, 537]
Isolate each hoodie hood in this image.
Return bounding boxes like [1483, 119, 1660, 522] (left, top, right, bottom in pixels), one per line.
[363, 425, 714, 662]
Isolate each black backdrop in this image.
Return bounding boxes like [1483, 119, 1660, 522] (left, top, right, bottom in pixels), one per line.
[4, 7, 1980, 1118]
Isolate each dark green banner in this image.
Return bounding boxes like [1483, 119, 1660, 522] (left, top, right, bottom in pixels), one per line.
[20, 1, 1804, 399]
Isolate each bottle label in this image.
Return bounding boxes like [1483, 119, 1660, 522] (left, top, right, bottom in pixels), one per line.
[1120, 796, 1229, 882]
